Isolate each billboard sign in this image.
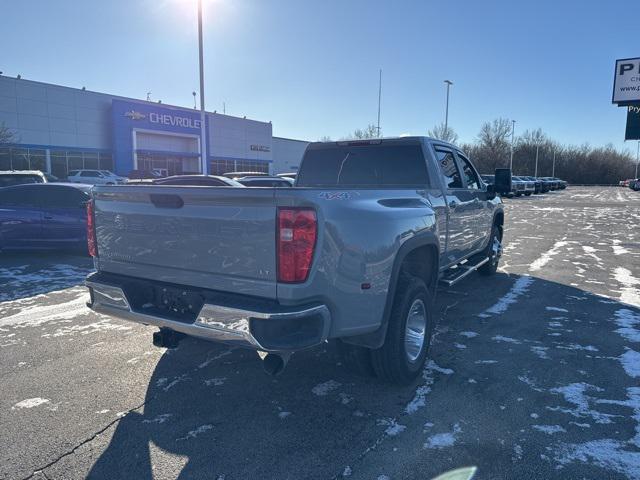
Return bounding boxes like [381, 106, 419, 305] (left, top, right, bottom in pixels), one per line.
[612, 57, 640, 104]
[626, 105, 640, 140]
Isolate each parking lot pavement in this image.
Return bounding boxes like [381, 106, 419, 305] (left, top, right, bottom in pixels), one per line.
[1, 186, 639, 480]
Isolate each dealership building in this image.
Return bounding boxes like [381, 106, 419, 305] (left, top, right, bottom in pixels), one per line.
[0, 75, 309, 178]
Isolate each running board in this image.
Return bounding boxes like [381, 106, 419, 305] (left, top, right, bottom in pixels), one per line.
[439, 257, 490, 287]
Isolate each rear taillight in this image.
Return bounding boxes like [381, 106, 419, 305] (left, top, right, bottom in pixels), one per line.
[277, 208, 317, 283]
[87, 200, 97, 257]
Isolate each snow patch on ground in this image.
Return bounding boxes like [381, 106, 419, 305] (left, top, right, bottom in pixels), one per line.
[198, 349, 233, 369]
[614, 267, 640, 307]
[459, 331, 478, 338]
[549, 383, 616, 424]
[405, 361, 453, 414]
[546, 306, 569, 313]
[176, 424, 213, 441]
[529, 239, 568, 271]
[492, 335, 521, 344]
[480, 276, 534, 316]
[312, 380, 341, 396]
[614, 309, 640, 342]
[554, 439, 640, 479]
[620, 350, 640, 378]
[377, 418, 406, 436]
[423, 423, 461, 449]
[204, 377, 226, 387]
[143, 413, 172, 424]
[531, 346, 550, 359]
[0, 264, 91, 302]
[0, 290, 91, 328]
[532, 424, 566, 435]
[12, 397, 50, 409]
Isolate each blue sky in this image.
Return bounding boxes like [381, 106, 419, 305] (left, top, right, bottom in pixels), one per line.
[1, 0, 638, 152]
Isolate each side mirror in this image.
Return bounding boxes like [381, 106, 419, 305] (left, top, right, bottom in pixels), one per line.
[494, 168, 512, 195]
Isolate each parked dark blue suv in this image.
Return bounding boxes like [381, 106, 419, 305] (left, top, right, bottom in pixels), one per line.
[0, 183, 92, 252]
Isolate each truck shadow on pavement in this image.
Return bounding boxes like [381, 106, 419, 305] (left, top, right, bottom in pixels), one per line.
[0, 252, 92, 302]
[86, 272, 640, 480]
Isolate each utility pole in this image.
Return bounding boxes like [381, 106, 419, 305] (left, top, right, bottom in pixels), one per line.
[534, 143, 540, 178]
[510, 120, 516, 171]
[552, 149, 556, 177]
[376, 69, 382, 138]
[197, 0, 208, 174]
[444, 80, 453, 137]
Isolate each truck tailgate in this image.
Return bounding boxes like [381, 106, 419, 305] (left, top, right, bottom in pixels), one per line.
[92, 186, 277, 299]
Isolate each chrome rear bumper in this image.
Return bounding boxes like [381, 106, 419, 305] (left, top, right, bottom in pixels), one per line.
[86, 277, 330, 352]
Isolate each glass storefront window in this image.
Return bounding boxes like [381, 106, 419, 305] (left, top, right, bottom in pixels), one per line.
[28, 149, 46, 172]
[10, 148, 29, 170]
[99, 153, 114, 171]
[51, 152, 67, 179]
[83, 152, 99, 169]
[67, 153, 83, 171]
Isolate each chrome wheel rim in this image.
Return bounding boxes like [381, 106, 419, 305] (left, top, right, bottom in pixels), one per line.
[404, 299, 427, 363]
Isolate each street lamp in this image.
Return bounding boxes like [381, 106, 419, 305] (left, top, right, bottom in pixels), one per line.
[510, 120, 515, 171]
[552, 148, 556, 177]
[197, 0, 208, 174]
[444, 80, 453, 137]
[534, 139, 540, 178]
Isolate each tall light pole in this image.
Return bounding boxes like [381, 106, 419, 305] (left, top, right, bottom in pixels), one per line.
[197, 0, 208, 174]
[444, 80, 453, 136]
[376, 69, 382, 138]
[534, 142, 540, 177]
[510, 120, 516, 171]
[552, 148, 556, 177]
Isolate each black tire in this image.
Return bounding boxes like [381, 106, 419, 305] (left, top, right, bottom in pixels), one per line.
[479, 222, 503, 276]
[336, 340, 376, 378]
[525, 192, 532, 196]
[371, 276, 433, 385]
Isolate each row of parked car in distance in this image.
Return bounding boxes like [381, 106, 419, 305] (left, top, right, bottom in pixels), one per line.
[481, 174, 567, 197]
[0, 169, 298, 188]
[620, 178, 640, 191]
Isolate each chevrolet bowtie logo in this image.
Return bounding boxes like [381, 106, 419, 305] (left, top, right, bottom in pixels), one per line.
[124, 110, 146, 120]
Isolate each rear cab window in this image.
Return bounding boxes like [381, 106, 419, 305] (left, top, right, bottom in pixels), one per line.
[296, 141, 429, 188]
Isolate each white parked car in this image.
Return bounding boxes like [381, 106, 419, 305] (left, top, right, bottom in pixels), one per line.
[67, 170, 127, 185]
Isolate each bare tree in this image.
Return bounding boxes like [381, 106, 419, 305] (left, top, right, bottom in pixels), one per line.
[427, 122, 458, 144]
[318, 136, 332, 142]
[0, 122, 15, 145]
[467, 118, 513, 172]
[348, 124, 379, 140]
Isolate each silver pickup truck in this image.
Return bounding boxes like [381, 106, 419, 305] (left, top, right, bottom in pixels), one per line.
[86, 137, 511, 384]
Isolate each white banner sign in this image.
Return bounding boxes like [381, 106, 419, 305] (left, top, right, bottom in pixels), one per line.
[612, 57, 640, 104]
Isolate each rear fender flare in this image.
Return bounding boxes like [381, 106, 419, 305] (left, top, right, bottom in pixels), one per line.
[341, 233, 439, 349]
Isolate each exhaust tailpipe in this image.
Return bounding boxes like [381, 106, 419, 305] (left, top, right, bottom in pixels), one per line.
[262, 352, 290, 376]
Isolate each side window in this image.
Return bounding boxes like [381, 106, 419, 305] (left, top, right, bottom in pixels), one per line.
[434, 149, 463, 189]
[0, 186, 41, 207]
[456, 153, 480, 190]
[44, 187, 88, 208]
